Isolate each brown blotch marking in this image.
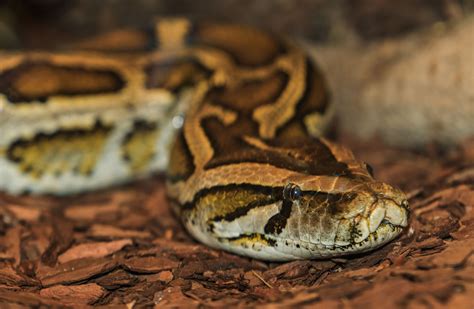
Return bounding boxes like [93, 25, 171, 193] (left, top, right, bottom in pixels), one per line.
[274, 121, 308, 142]
[72, 29, 155, 52]
[0, 62, 125, 103]
[201, 116, 258, 169]
[297, 59, 330, 115]
[166, 131, 195, 183]
[6, 121, 112, 178]
[207, 71, 289, 112]
[122, 120, 159, 173]
[194, 22, 284, 67]
[145, 58, 212, 92]
[263, 138, 352, 176]
[199, 71, 290, 170]
[203, 115, 351, 176]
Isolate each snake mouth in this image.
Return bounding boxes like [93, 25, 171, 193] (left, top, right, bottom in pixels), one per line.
[344, 219, 404, 251]
[212, 218, 406, 261]
[297, 219, 405, 257]
[272, 204, 408, 258]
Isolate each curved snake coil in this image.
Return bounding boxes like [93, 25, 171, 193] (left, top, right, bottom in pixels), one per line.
[0, 18, 409, 261]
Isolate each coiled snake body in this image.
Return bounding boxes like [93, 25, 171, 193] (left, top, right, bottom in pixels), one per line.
[0, 19, 408, 261]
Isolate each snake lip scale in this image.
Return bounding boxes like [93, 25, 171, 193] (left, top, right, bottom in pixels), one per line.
[0, 18, 409, 261]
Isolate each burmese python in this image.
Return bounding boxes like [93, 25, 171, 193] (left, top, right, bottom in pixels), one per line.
[0, 18, 409, 261]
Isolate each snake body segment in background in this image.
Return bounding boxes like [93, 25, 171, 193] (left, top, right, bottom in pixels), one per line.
[0, 18, 409, 261]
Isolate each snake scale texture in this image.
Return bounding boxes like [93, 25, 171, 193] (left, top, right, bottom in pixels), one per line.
[0, 18, 409, 261]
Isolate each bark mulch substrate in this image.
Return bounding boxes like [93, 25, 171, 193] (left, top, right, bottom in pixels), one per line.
[0, 139, 473, 308]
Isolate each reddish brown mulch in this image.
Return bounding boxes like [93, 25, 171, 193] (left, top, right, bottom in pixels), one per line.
[1, 139, 473, 308]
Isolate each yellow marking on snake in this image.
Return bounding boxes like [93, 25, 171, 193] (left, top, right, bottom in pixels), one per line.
[6, 123, 112, 178]
[122, 121, 159, 172]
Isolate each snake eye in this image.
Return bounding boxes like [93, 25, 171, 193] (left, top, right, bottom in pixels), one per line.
[365, 162, 375, 177]
[283, 183, 302, 201]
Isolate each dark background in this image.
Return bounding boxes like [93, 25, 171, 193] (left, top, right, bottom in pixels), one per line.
[0, 0, 471, 48]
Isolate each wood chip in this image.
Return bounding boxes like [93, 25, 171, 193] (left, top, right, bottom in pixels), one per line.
[38, 257, 120, 287]
[88, 224, 152, 239]
[122, 256, 179, 273]
[40, 283, 106, 305]
[58, 239, 132, 263]
[6, 205, 41, 222]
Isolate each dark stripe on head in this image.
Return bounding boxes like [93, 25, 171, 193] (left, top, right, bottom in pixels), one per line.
[264, 199, 293, 235]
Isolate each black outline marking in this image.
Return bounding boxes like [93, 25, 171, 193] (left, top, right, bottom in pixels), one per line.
[166, 130, 196, 183]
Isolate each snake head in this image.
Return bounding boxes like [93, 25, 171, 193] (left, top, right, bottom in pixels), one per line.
[268, 179, 410, 259]
[178, 137, 410, 261]
[194, 176, 409, 261]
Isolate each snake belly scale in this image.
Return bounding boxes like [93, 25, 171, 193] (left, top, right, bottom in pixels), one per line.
[0, 18, 409, 261]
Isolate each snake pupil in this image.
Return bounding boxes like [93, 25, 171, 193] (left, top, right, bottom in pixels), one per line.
[283, 183, 302, 201]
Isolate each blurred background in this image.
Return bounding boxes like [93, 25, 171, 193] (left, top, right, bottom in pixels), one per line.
[1, 0, 473, 148]
[0, 0, 471, 47]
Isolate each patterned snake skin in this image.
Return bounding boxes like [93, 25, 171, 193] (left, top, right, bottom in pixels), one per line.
[0, 19, 409, 261]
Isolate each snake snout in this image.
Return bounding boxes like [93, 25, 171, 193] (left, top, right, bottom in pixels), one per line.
[347, 183, 409, 249]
